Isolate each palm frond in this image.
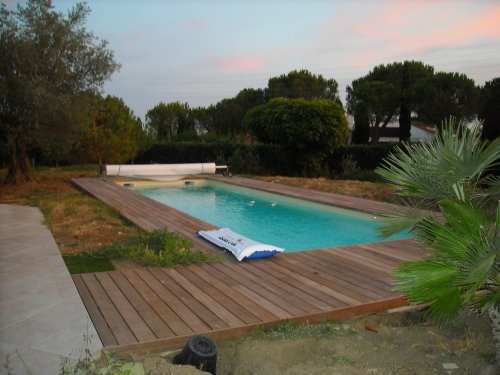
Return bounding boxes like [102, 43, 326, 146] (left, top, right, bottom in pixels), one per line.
[439, 199, 488, 237]
[424, 288, 463, 324]
[474, 175, 500, 206]
[462, 252, 496, 291]
[393, 260, 464, 324]
[376, 119, 500, 204]
[416, 200, 492, 266]
[415, 217, 471, 261]
[393, 260, 458, 301]
[377, 204, 426, 237]
[474, 289, 500, 313]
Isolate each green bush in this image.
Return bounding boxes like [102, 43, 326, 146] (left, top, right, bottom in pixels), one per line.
[228, 148, 260, 174]
[329, 143, 399, 173]
[95, 229, 219, 267]
[134, 141, 288, 175]
[244, 98, 349, 176]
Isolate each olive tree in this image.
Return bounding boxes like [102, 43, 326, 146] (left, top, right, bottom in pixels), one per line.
[0, 0, 119, 183]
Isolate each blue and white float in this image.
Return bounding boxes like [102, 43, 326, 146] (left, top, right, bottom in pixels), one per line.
[198, 228, 284, 261]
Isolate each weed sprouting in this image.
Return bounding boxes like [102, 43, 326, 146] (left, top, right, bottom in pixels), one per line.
[95, 229, 219, 267]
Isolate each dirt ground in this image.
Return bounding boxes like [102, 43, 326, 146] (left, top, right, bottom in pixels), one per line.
[116, 308, 496, 375]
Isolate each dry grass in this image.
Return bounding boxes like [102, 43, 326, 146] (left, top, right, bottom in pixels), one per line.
[255, 176, 398, 203]
[0, 166, 139, 254]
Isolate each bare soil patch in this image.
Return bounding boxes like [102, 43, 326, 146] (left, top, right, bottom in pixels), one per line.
[123, 309, 495, 375]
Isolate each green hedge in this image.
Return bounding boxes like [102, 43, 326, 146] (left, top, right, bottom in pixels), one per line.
[329, 143, 399, 172]
[134, 141, 399, 178]
[134, 141, 290, 175]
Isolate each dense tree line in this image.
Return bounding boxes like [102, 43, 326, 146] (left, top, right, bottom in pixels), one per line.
[148, 64, 499, 146]
[145, 70, 338, 142]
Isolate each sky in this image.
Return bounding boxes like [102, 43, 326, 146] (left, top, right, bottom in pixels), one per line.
[7, 0, 500, 120]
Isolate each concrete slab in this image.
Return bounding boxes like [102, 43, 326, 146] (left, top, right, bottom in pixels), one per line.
[0, 204, 102, 375]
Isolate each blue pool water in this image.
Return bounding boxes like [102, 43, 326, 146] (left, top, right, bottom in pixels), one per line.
[135, 180, 410, 252]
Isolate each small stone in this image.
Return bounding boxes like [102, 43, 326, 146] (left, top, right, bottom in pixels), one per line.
[364, 322, 379, 333]
[342, 324, 350, 330]
[442, 363, 459, 370]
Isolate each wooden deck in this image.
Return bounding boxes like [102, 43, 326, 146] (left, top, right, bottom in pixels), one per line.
[72, 176, 426, 354]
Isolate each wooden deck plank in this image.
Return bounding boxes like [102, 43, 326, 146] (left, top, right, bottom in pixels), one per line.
[292, 251, 394, 298]
[72, 275, 118, 347]
[310, 248, 393, 282]
[238, 261, 325, 312]
[250, 258, 348, 308]
[209, 262, 310, 316]
[269, 255, 367, 305]
[119, 270, 190, 336]
[94, 273, 156, 342]
[134, 269, 210, 333]
[174, 266, 262, 325]
[185, 263, 278, 322]
[324, 246, 396, 274]
[72, 176, 427, 353]
[299, 250, 394, 292]
[80, 273, 137, 345]
[160, 267, 246, 327]
[108, 271, 175, 338]
[148, 268, 229, 330]
[203, 263, 293, 319]
[208, 176, 400, 216]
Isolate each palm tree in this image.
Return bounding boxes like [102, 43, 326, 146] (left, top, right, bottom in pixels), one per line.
[375, 118, 500, 364]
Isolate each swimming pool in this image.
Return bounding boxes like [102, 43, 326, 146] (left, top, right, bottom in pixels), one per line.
[134, 180, 410, 252]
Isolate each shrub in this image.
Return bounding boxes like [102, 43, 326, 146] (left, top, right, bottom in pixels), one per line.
[244, 98, 349, 176]
[228, 148, 260, 174]
[95, 229, 219, 267]
[134, 141, 287, 175]
[329, 143, 398, 173]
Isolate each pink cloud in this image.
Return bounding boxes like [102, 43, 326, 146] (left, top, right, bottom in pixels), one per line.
[346, 2, 500, 68]
[216, 56, 264, 72]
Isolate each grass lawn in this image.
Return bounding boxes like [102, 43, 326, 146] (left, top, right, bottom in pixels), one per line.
[63, 253, 115, 274]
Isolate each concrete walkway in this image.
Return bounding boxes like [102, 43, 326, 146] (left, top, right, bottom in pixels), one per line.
[0, 204, 102, 375]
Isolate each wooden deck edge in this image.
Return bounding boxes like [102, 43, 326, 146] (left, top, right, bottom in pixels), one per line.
[206, 175, 399, 216]
[106, 295, 408, 357]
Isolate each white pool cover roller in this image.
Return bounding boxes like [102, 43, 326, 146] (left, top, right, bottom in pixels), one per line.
[198, 228, 284, 261]
[105, 163, 216, 180]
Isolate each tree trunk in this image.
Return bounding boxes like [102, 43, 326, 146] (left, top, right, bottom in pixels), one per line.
[399, 61, 412, 142]
[371, 125, 380, 143]
[488, 305, 500, 368]
[5, 137, 32, 185]
[399, 103, 411, 142]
